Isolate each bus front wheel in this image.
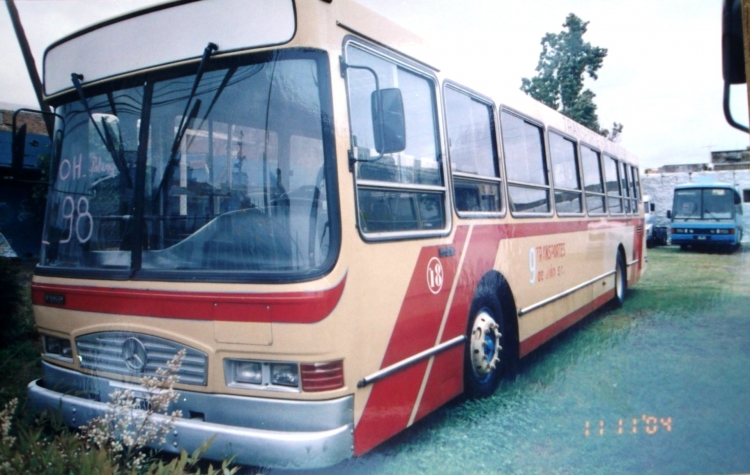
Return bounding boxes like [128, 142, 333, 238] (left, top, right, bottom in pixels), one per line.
[464, 291, 507, 399]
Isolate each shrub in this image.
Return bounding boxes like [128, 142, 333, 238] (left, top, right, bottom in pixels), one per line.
[0, 258, 29, 346]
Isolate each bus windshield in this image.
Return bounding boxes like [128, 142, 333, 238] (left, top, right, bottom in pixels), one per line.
[40, 49, 337, 281]
[672, 188, 735, 220]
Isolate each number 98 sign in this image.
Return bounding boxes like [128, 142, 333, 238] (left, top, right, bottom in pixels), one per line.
[60, 195, 93, 244]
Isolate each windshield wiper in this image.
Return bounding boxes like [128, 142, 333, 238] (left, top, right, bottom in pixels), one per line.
[71, 73, 133, 188]
[185, 66, 238, 151]
[153, 42, 218, 201]
[704, 209, 723, 221]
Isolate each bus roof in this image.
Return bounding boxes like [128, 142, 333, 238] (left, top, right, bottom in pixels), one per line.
[674, 181, 738, 190]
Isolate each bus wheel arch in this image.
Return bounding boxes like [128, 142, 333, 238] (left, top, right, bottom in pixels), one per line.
[463, 271, 519, 399]
[613, 245, 627, 307]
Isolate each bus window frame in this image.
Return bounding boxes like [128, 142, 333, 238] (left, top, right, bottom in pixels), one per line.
[630, 165, 642, 203]
[620, 160, 632, 214]
[442, 80, 506, 219]
[343, 37, 451, 242]
[547, 127, 585, 218]
[603, 153, 625, 216]
[579, 142, 608, 217]
[499, 106, 553, 219]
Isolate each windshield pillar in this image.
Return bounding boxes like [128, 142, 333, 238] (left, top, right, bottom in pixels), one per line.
[131, 81, 154, 273]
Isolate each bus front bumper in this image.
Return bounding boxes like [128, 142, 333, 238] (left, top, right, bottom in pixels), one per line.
[27, 362, 353, 469]
[670, 234, 738, 245]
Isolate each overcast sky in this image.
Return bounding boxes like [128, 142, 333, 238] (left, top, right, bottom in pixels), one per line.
[1, 0, 748, 169]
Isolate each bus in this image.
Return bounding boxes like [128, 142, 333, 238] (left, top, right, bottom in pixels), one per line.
[26, 0, 646, 468]
[668, 182, 743, 251]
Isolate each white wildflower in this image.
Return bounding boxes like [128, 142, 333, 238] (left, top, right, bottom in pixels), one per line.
[80, 349, 187, 467]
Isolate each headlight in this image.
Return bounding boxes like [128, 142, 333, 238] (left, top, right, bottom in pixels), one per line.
[271, 363, 299, 387]
[234, 361, 262, 385]
[42, 335, 73, 361]
[224, 359, 300, 391]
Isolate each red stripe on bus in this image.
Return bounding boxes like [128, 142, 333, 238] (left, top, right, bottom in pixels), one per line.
[519, 289, 614, 358]
[353, 226, 469, 455]
[31, 275, 347, 324]
[356, 216, 639, 449]
[414, 224, 506, 423]
[412, 344, 464, 423]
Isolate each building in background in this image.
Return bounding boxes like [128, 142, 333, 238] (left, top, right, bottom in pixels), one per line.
[642, 150, 750, 243]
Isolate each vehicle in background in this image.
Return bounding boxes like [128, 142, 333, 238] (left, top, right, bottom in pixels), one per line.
[0, 107, 51, 258]
[668, 182, 743, 251]
[643, 195, 667, 247]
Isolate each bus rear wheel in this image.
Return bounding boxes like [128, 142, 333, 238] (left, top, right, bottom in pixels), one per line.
[613, 253, 626, 307]
[464, 292, 507, 399]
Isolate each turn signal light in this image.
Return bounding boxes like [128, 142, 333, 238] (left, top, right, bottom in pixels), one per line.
[300, 360, 344, 392]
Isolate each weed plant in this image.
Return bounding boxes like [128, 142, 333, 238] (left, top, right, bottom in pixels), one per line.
[0, 273, 237, 475]
[0, 396, 236, 474]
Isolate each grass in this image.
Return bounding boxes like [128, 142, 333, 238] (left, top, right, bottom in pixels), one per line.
[0, 259, 41, 414]
[1, 245, 747, 474]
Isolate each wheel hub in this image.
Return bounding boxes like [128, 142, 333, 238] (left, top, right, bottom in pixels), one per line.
[470, 310, 502, 379]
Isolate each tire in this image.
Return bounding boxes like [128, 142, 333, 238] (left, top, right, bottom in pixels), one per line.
[613, 252, 626, 308]
[464, 289, 508, 399]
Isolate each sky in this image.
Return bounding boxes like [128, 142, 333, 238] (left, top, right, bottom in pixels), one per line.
[1, 0, 748, 170]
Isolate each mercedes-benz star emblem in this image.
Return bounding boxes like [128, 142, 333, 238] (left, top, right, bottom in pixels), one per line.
[122, 337, 148, 372]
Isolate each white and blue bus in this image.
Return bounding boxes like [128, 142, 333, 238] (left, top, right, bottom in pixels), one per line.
[669, 182, 743, 250]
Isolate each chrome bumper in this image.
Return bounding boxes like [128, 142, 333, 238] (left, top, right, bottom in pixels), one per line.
[28, 362, 353, 469]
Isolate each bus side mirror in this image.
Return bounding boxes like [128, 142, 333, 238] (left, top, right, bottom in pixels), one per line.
[11, 123, 28, 179]
[723, 0, 746, 85]
[371, 88, 406, 154]
[650, 203, 655, 212]
[666, 210, 672, 219]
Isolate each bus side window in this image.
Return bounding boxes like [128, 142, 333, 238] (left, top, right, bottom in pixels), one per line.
[548, 131, 583, 215]
[631, 165, 641, 207]
[500, 109, 550, 215]
[443, 84, 502, 215]
[603, 155, 623, 214]
[620, 161, 632, 214]
[345, 42, 447, 236]
[581, 145, 606, 215]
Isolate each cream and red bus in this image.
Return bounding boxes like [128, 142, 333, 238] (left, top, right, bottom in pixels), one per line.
[27, 0, 646, 468]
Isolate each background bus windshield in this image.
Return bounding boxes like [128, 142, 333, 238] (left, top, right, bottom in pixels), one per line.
[672, 188, 734, 220]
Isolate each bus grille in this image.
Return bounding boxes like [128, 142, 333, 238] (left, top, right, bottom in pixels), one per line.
[75, 332, 208, 386]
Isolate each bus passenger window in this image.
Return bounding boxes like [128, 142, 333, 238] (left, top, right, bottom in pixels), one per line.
[345, 42, 448, 237]
[581, 146, 606, 215]
[500, 110, 550, 215]
[620, 161, 632, 214]
[604, 155, 623, 214]
[630, 165, 641, 210]
[444, 85, 502, 214]
[548, 131, 583, 215]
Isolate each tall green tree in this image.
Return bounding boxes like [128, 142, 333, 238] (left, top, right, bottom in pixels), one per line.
[521, 13, 620, 138]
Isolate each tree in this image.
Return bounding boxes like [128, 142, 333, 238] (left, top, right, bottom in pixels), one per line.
[521, 13, 621, 138]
